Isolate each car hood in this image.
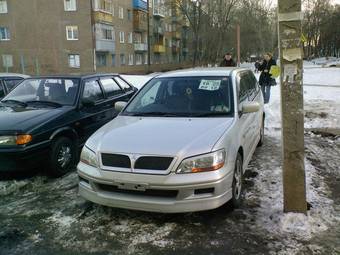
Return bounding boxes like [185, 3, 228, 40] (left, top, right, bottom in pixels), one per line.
[86, 116, 234, 157]
[0, 104, 69, 133]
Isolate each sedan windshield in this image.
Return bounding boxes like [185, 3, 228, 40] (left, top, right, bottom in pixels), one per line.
[123, 76, 234, 117]
[2, 78, 80, 106]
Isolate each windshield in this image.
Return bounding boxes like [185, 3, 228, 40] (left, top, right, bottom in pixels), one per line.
[123, 76, 234, 117]
[2, 78, 80, 106]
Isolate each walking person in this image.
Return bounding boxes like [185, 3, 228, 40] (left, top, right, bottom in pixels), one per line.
[220, 52, 236, 67]
[258, 53, 276, 104]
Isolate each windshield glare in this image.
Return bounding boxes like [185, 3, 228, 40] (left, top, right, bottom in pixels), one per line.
[3, 79, 79, 106]
[123, 76, 233, 117]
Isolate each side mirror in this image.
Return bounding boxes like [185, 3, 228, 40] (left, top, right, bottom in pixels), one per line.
[242, 102, 260, 114]
[81, 98, 95, 107]
[115, 101, 127, 112]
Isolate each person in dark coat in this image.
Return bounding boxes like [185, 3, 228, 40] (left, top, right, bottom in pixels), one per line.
[220, 53, 236, 67]
[258, 53, 276, 104]
[254, 60, 260, 73]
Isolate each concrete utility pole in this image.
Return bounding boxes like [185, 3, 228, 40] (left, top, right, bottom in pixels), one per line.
[278, 0, 307, 213]
[236, 24, 240, 67]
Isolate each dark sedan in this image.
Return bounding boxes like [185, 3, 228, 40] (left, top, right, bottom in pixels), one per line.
[0, 74, 137, 176]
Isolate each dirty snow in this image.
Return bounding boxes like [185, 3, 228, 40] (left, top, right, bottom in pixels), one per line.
[249, 65, 340, 254]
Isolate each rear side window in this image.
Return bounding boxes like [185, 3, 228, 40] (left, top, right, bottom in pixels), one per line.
[246, 72, 258, 100]
[100, 78, 123, 98]
[4, 78, 23, 92]
[239, 75, 248, 102]
[114, 77, 132, 91]
[82, 80, 104, 102]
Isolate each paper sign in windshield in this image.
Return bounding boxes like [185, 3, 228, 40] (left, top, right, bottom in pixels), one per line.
[199, 80, 221, 91]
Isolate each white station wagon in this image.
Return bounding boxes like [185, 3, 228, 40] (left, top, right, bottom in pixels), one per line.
[77, 68, 264, 213]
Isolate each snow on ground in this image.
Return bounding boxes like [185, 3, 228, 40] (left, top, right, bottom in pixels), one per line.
[248, 66, 340, 254]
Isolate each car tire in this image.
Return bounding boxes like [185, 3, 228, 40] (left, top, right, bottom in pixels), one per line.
[257, 117, 265, 147]
[231, 153, 243, 208]
[48, 137, 76, 177]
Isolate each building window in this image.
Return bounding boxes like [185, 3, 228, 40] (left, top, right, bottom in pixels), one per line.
[111, 54, 116, 66]
[95, 23, 114, 41]
[0, 27, 10, 40]
[136, 54, 143, 65]
[2, 54, 13, 68]
[0, 0, 8, 14]
[96, 53, 107, 67]
[128, 32, 133, 44]
[127, 9, 132, 21]
[66, 26, 79, 40]
[68, 54, 80, 68]
[120, 54, 125, 66]
[118, 6, 124, 19]
[64, 0, 77, 11]
[119, 31, 125, 43]
[128, 54, 134, 65]
[94, 0, 113, 14]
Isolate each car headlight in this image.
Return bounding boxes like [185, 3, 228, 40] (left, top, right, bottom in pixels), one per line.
[0, 135, 32, 146]
[176, 149, 226, 174]
[80, 146, 98, 168]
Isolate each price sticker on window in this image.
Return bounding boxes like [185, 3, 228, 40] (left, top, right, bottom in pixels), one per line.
[199, 80, 221, 91]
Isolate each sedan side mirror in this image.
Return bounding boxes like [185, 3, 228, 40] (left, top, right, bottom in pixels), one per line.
[115, 101, 127, 112]
[242, 102, 260, 114]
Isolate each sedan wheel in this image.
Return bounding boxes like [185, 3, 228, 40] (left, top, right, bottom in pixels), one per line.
[232, 153, 243, 208]
[48, 137, 76, 177]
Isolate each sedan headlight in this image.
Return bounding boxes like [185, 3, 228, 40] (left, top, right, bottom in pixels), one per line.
[176, 149, 226, 174]
[0, 135, 32, 146]
[80, 146, 98, 168]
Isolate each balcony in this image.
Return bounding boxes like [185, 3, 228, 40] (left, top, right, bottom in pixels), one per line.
[133, 0, 147, 11]
[154, 45, 165, 53]
[133, 10, 148, 31]
[93, 11, 113, 23]
[153, 7, 165, 18]
[134, 43, 148, 52]
[173, 31, 181, 39]
[96, 39, 115, 53]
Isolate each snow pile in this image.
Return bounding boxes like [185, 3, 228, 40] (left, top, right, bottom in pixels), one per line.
[255, 160, 337, 238]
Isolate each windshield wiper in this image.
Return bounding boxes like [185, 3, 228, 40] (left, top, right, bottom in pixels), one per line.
[26, 100, 62, 108]
[1, 99, 28, 107]
[191, 112, 230, 117]
[125, 112, 183, 117]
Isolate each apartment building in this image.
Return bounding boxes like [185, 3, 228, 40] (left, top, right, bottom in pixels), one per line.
[0, 0, 191, 75]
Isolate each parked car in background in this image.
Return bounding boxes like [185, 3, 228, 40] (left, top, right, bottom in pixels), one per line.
[0, 73, 30, 99]
[78, 68, 264, 213]
[0, 74, 137, 176]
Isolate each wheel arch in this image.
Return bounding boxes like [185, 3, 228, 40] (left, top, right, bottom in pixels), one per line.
[49, 127, 79, 144]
